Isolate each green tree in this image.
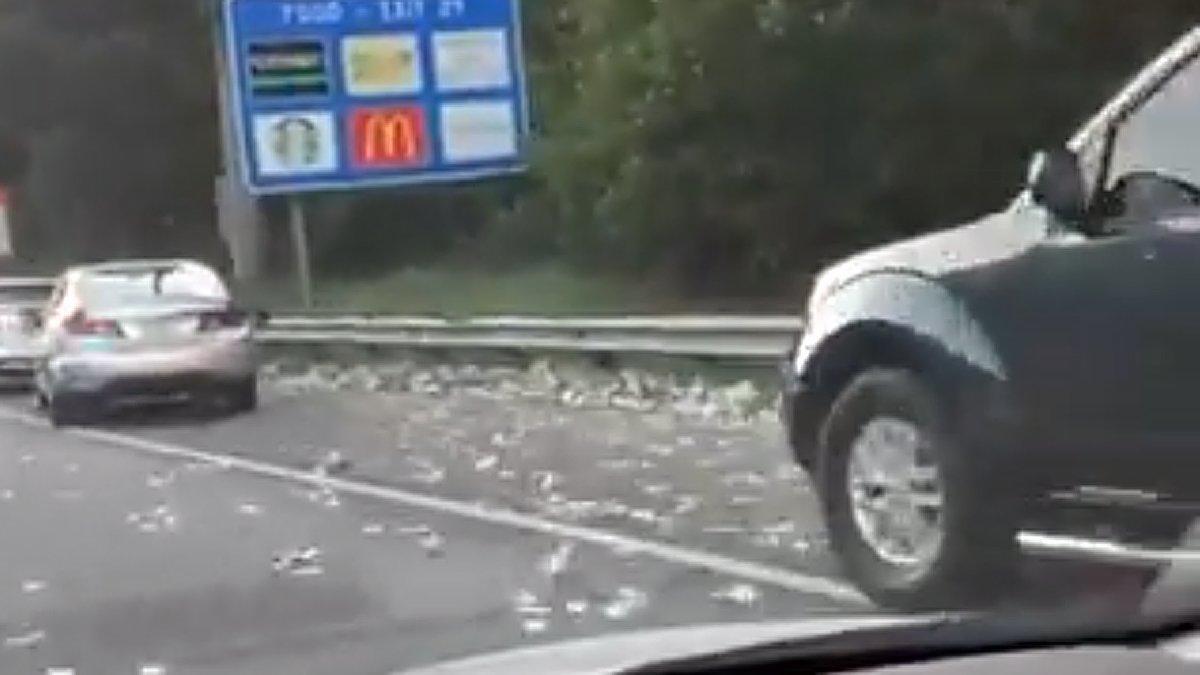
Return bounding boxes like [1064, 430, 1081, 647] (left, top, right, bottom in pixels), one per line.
[2, 0, 1200, 300]
[497, 0, 1200, 297]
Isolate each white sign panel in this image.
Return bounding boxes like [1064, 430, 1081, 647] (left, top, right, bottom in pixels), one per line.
[342, 33, 423, 97]
[440, 100, 518, 164]
[251, 110, 338, 176]
[434, 30, 512, 92]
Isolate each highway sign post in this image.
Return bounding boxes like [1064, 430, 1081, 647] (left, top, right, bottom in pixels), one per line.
[0, 188, 11, 258]
[287, 198, 313, 307]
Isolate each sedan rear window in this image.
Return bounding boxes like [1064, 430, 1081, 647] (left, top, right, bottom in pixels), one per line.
[79, 266, 229, 308]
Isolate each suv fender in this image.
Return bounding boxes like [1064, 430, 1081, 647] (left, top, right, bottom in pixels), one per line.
[790, 271, 1016, 467]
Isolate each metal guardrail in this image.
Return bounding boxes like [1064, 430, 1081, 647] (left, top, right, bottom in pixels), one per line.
[0, 273, 802, 359]
[261, 314, 803, 360]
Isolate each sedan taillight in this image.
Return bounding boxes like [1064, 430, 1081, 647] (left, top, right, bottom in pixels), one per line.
[65, 311, 123, 338]
[197, 309, 248, 332]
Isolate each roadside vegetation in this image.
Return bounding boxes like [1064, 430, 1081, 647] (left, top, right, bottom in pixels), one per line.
[235, 264, 809, 315]
[3, 1, 1200, 311]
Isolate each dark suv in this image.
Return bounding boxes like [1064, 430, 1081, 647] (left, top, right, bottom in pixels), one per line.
[784, 27, 1200, 610]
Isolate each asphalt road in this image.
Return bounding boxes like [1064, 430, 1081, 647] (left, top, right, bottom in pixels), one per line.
[0, 386, 867, 674]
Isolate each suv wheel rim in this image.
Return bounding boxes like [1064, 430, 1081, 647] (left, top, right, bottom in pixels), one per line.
[847, 416, 945, 570]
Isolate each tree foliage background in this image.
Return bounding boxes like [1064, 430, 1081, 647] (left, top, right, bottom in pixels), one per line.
[2, 0, 1200, 296]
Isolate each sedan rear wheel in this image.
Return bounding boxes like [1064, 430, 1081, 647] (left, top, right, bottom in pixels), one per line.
[49, 393, 95, 428]
[227, 377, 258, 414]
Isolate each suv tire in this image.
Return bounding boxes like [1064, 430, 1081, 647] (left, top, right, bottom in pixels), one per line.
[819, 368, 1018, 611]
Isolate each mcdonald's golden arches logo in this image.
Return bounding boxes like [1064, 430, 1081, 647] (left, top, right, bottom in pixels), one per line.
[350, 106, 429, 169]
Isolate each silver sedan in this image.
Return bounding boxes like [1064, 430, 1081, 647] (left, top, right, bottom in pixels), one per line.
[35, 260, 261, 425]
[0, 277, 53, 388]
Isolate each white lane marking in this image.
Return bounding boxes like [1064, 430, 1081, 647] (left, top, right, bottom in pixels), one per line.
[0, 406, 866, 606]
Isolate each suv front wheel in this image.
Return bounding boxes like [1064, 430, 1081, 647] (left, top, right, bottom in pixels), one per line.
[818, 368, 1018, 611]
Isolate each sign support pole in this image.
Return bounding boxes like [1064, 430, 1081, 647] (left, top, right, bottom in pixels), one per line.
[0, 187, 11, 259]
[288, 197, 313, 308]
[210, 0, 264, 280]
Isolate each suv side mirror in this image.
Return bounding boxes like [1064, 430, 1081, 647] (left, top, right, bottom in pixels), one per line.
[1028, 148, 1088, 224]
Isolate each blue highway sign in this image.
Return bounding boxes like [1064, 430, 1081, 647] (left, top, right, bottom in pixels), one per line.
[223, 0, 529, 195]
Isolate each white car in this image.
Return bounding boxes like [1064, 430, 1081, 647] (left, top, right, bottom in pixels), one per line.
[35, 260, 261, 425]
[0, 277, 53, 388]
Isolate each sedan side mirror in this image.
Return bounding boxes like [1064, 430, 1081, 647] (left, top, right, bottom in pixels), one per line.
[1028, 148, 1088, 224]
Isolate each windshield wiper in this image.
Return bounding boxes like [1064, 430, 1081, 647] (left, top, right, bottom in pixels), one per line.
[626, 612, 1200, 674]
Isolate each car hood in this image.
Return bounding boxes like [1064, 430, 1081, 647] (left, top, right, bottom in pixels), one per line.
[397, 616, 921, 675]
[809, 205, 1048, 310]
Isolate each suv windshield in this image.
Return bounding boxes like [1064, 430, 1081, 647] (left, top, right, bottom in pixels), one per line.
[1113, 56, 1200, 193]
